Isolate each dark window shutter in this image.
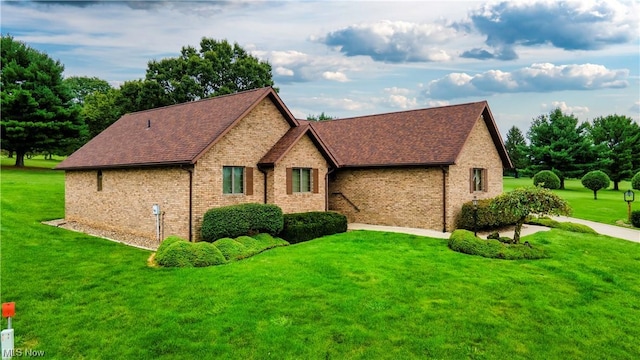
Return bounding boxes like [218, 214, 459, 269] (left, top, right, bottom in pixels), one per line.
[312, 168, 319, 194]
[245, 167, 253, 195]
[483, 168, 488, 192]
[469, 168, 474, 193]
[286, 168, 293, 195]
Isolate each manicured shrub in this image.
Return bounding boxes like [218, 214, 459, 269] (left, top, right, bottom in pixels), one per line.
[280, 211, 347, 244]
[192, 242, 226, 267]
[631, 210, 640, 228]
[212, 238, 247, 261]
[581, 170, 610, 200]
[526, 216, 597, 234]
[156, 236, 184, 258]
[632, 172, 640, 190]
[533, 170, 561, 189]
[201, 203, 284, 242]
[448, 230, 547, 260]
[155, 241, 196, 267]
[456, 198, 519, 231]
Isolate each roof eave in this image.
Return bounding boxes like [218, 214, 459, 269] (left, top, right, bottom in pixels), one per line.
[56, 160, 194, 171]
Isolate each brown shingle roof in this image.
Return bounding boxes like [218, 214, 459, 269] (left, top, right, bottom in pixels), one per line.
[56, 87, 296, 170]
[307, 101, 512, 168]
[258, 124, 338, 167]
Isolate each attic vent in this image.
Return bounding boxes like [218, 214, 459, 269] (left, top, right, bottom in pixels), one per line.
[147, 119, 151, 128]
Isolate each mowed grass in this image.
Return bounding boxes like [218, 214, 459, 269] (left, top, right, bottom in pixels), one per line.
[504, 177, 635, 226]
[2, 164, 640, 358]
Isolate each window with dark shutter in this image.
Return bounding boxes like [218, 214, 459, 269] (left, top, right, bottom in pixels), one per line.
[223, 166, 245, 194]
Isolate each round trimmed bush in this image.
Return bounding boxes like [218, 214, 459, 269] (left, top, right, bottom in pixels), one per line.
[632, 172, 640, 190]
[201, 203, 284, 242]
[155, 241, 195, 267]
[212, 238, 246, 261]
[533, 170, 561, 189]
[581, 170, 610, 200]
[192, 242, 226, 267]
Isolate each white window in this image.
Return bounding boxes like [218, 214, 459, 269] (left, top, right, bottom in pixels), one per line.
[292, 168, 312, 193]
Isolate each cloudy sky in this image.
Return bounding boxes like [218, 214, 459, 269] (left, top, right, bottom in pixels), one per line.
[2, 0, 639, 137]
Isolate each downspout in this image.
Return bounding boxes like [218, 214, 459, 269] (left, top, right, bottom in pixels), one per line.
[325, 167, 336, 211]
[258, 166, 268, 204]
[441, 166, 448, 233]
[181, 166, 194, 242]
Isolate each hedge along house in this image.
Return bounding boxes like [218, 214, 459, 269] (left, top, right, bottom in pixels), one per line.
[57, 86, 511, 244]
[307, 101, 512, 232]
[56, 87, 336, 243]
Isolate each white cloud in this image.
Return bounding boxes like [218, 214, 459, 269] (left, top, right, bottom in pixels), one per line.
[319, 20, 456, 63]
[427, 63, 629, 99]
[322, 71, 349, 82]
[541, 101, 590, 116]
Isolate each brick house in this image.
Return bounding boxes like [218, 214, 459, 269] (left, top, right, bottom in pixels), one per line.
[56, 87, 511, 243]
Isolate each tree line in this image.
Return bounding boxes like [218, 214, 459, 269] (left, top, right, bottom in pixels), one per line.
[1, 35, 275, 167]
[504, 109, 640, 190]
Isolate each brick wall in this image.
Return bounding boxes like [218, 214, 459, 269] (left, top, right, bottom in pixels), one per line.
[328, 115, 504, 232]
[446, 116, 504, 229]
[191, 98, 293, 239]
[64, 167, 190, 242]
[329, 167, 444, 230]
[271, 134, 328, 213]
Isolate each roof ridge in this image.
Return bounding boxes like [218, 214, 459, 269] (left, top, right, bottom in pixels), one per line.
[121, 86, 272, 116]
[316, 100, 487, 123]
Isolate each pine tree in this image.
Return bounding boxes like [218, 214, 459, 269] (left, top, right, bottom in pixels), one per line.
[526, 108, 597, 189]
[504, 126, 528, 178]
[1, 35, 86, 166]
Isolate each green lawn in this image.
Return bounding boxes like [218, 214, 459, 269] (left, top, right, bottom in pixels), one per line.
[504, 177, 635, 226]
[2, 164, 640, 358]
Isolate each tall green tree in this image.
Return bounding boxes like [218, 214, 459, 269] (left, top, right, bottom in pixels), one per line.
[526, 108, 598, 189]
[504, 126, 528, 178]
[590, 114, 640, 190]
[81, 88, 125, 139]
[121, 38, 276, 111]
[63, 76, 112, 105]
[1, 35, 86, 167]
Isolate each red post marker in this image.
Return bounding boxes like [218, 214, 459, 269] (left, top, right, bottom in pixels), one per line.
[2, 302, 15, 318]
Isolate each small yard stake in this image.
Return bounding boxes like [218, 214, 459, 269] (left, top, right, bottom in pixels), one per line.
[1, 302, 15, 360]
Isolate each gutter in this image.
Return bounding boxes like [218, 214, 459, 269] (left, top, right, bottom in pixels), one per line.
[181, 166, 194, 242]
[325, 167, 336, 211]
[257, 166, 269, 204]
[441, 166, 448, 232]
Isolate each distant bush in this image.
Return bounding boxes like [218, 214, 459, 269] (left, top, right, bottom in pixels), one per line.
[201, 203, 284, 242]
[448, 230, 547, 260]
[280, 211, 347, 244]
[456, 198, 519, 231]
[526, 217, 597, 234]
[631, 211, 640, 228]
[155, 237, 226, 267]
[581, 170, 610, 200]
[533, 170, 561, 189]
[632, 172, 640, 190]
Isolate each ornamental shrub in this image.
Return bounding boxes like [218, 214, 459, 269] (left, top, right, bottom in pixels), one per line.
[192, 242, 226, 267]
[201, 203, 284, 242]
[533, 170, 561, 189]
[632, 172, 640, 190]
[456, 198, 519, 231]
[631, 210, 640, 228]
[212, 238, 246, 261]
[280, 211, 348, 244]
[581, 170, 610, 200]
[155, 237, 226, 267]
[448, 229, 547, 260]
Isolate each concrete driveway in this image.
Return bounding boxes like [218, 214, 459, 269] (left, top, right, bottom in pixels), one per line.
[349, 217, 640, 243]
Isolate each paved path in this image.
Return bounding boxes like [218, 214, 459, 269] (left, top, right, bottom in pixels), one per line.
[349, 217, 640, 244]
